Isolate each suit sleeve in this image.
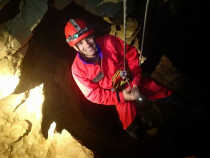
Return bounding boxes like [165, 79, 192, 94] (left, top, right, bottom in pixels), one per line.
[72, 71, 125, 105]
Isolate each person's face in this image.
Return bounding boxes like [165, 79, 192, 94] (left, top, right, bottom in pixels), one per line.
[73, 35, 97, 58]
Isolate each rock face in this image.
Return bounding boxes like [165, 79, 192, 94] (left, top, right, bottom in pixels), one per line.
[0, 0, 48, 99]
[0, 85, 94, 158]
[73, 0, 122, 19]
[151, 55, 185, 91]
[108, 17, 140, 47]
[0, 36, 28, 99]
[107, 17, 147, 64]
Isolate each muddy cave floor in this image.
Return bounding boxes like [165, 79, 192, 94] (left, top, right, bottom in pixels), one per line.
[14, 3, 209, 158]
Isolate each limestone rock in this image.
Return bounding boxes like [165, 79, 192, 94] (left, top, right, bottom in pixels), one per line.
[0, 44, 27, 99]
[47, 129, 94, 158]
[107, 17, 146, 64]
[0, 25, 22, 59]
[0, 85, 94, 158]
[151, 55, 185, 91]
[0, 0, 48, 99]
[108, 17, 140, 45]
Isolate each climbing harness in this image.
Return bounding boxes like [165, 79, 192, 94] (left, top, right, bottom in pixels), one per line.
[112, 70, 130, 91]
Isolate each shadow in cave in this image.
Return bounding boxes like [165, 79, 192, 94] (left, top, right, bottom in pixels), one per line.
[0, 0, 20, 23]
[140, 1, 209, 157]
[141, 0, 209, 102]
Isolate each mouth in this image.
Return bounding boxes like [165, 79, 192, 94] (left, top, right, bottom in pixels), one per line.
[87, 47, 93, 51]
[87, 46, 96, 52]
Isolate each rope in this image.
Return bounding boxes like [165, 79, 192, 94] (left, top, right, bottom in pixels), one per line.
[121, 0, 150, 102]
[123, 0, 127, 71]
[123, 0, 150, 67]
[140, 0, 150, 65]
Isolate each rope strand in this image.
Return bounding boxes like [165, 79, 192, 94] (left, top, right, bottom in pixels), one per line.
[123, 0, 127, 71]
[140, 0, 150, 65]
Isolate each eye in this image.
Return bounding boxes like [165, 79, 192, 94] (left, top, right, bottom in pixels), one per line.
[87, 36, 94, 42]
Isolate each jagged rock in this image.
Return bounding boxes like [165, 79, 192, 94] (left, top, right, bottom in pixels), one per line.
[151, 55, 185, 91]
[108, 17, 140, 45]
[0, 24, 22, 59]
[0, 0, 48, 99]
[0, 85, 94, 158]
[47, 129, 94, 158]
[107, 17, 147, 64]
[0, 44, 27, 99]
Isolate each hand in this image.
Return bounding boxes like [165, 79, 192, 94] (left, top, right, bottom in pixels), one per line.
[122, 85, 140, 101]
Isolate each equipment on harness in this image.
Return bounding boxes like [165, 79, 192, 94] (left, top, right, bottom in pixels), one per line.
[112, 70, 131, 91]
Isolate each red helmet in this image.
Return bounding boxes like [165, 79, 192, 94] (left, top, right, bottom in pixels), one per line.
[64, 18, 94, 47]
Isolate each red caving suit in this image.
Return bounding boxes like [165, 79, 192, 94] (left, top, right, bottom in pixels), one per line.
[71, 34, 172, 130]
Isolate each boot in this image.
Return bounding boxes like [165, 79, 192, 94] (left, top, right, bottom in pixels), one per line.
[126, 116, 158, 141]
